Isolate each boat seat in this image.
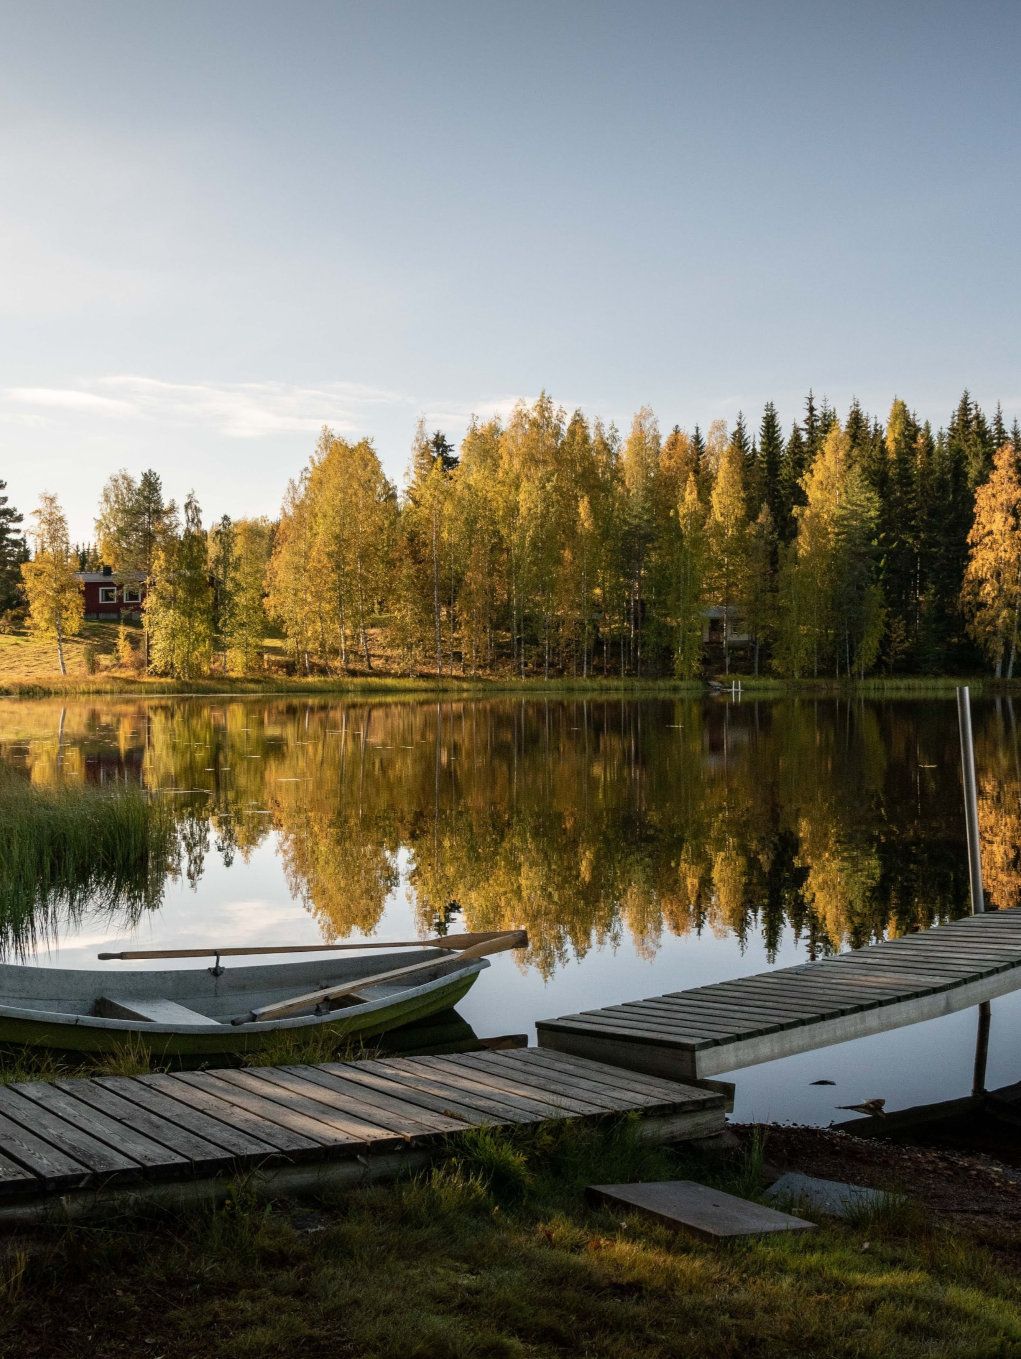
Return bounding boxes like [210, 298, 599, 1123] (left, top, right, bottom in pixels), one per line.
[94, 996, 216, 1026]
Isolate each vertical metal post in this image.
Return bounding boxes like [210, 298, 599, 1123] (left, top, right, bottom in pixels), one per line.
[958, 686, 991, 1095]
[957, 686, 984, 915]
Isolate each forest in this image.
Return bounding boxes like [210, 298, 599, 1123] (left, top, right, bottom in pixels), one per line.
[5, 388, 1021, 680]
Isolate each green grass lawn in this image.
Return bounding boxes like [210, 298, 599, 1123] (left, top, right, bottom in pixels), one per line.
[1, 1121, 1018, 1359]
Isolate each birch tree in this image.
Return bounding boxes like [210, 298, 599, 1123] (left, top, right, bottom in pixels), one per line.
[21, 493, 83, 674]
[962, 443, 1021, 676]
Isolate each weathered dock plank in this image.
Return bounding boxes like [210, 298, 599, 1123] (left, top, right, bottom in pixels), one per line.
[537, 907, 1021, 1080]
[0, 1049, 725, 1214]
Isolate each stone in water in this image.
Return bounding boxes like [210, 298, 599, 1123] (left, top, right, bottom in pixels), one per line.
[765, 1172, 888, 1218]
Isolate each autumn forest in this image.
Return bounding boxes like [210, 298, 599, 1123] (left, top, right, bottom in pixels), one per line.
[6, 388, 1021, 681]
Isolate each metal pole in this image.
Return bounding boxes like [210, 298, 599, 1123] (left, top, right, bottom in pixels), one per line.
[958, 685, 991, 1095]
[957, 686, 984, 915]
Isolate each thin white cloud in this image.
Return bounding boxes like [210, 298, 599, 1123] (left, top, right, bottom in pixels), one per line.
[5, 387, 136, 416]
[421, 394, 529, 428]
[0, 375, 550, 447]
[2, 375, 416, 441]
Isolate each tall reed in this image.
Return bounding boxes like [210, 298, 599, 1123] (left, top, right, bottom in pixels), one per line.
[0, 771, 176, 957]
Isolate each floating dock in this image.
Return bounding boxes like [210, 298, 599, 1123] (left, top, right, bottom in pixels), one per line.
[0, 1048, 725, 1217]
[537, 907, 1021, 1080]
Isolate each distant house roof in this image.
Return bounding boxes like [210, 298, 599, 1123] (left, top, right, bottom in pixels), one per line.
[75, 571, 146, 583]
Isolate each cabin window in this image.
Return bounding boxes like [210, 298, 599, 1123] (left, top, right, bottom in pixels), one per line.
[98, 585, 117, 604]
[123, 586, 141, 604]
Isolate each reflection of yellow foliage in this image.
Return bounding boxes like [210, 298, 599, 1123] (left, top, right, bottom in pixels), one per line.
[2, 693, 1007, 977]
[710, 845, 747, 935]
[797, 818, 881, 949]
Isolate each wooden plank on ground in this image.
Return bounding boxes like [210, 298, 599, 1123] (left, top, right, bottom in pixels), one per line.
[588, 1180, 815, 1240]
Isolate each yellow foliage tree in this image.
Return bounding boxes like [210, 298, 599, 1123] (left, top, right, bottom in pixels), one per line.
[20, 492, 83, 675]
[962, 443, 1021, 676]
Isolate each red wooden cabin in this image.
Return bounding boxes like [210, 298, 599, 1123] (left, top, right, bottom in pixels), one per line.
[76, 566, 146, 621]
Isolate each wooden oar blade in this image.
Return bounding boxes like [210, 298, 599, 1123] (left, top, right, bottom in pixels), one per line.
[231, 929, 528, 1026]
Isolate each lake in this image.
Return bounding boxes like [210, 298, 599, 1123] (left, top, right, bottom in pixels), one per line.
[2, 692, 1019, 1125]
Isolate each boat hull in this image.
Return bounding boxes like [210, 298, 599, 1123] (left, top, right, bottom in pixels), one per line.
[0, 952, 485, 1057]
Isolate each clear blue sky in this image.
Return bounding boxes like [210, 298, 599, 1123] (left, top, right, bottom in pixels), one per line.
[1, 0, 1018, 538]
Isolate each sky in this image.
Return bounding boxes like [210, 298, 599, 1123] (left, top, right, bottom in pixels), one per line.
[1, 0, 1018, 540]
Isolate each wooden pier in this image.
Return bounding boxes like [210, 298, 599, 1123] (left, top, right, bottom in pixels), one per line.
[537, 907, 1021, 1081]
[0, 1048, 725, 1216]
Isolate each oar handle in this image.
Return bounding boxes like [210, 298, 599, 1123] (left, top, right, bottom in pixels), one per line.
[97, 930, 527, 962]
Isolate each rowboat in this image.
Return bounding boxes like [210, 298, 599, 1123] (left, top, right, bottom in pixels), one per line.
[0, 930, 526, 1057]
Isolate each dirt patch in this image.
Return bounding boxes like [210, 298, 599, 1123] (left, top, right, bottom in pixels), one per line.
[734, 1121, 1021, 1242]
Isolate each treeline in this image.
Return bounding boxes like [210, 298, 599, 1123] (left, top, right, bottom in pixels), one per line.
[266, 389, 1021, 679]
[6, 388, 1021, 678]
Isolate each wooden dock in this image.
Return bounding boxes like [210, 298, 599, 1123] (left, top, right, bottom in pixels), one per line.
[0, 1048, 725, 1216]
[537, 907, 1021, 1080]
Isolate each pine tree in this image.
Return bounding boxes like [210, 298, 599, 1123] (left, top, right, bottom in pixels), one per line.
[779, 423, 807, 541]
[20, 493, 83, 674]
[0, 479, 27, 616]
[803, 390, 820, 459]
[758, 402, 785, 541]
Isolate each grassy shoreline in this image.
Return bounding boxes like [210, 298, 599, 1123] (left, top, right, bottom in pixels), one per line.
[0, 672, 1016, 700]
[0, 1120, 1017, 1358]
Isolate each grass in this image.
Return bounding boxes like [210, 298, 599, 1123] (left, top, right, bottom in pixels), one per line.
[1, 1121, 1018, 1359]
[0, 770, 176, 955]
[2, 618, 1017, 698]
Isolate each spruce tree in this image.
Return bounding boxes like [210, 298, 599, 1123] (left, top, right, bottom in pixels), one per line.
[779, 423, 807, 541]
[0, 480, 27, 615]
[758, 402, 785, 538]
[803, 390, 820, 458]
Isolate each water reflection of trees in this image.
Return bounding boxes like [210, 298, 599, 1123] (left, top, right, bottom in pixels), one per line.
[0, 694, 1014, 975]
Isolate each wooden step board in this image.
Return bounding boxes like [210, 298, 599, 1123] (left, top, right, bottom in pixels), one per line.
[0, 1049, 725, 1207]
[537, 907, 1021, 1080]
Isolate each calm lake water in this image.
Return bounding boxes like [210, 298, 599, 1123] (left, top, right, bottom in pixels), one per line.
[3, 692, 1020, 1125]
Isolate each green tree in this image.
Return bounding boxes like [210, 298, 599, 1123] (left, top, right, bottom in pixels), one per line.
[672, 474, 707, 678]
[705, 441, 750, 674]
[145, 493, 214, 679]
[20, 492, 83, 674]
[221, 519, 272, 674]
[0, 479, 27, 616]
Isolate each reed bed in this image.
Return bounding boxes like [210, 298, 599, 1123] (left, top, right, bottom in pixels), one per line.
[0, 772, 176, 957]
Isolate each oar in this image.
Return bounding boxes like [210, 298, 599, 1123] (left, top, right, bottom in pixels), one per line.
[97, 931, 515, 961]
[231, 930, 528, 1026]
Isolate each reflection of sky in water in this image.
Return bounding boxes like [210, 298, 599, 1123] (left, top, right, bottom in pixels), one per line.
[26, 830, 1019, 1127]
[5, 694, 1021, 1126]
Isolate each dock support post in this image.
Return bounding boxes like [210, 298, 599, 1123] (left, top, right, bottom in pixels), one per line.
[959, 685, 990, 1096]
[957, 686, 984, 915]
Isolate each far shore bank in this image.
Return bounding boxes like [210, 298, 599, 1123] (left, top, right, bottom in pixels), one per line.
[0, 671, 1018, 700]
